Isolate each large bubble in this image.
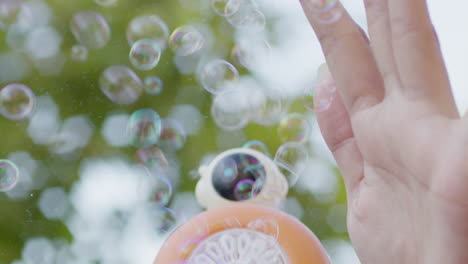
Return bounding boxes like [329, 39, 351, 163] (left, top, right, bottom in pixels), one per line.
[0, 83, 36, 120]
[169, 25, 205, 56]
[199, 59, 239, 95]
[126, 15, 169, 49]
[129, 39, 162, 71]
[0, 159, 19, 192]
[70, 11, 111, 50]
[127, 109, 162, 148]
[99, 65, 143, 105]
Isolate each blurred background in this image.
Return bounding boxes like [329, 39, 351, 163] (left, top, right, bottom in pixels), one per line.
[0, 0, 467, 263]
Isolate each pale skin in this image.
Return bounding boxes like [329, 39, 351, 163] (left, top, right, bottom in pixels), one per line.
[298, 0, 468, 263]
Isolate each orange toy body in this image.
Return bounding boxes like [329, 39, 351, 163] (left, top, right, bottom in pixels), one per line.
[153, 203, 330, 264]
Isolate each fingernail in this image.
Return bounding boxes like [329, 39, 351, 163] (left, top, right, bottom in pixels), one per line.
[313, 63, 336, 112]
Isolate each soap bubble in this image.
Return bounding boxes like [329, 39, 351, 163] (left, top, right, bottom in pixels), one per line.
[199, 59, 239, 94]
[169, 26, 205, 56]
[0, 159, 19, 192]
[158, 118, 187, 152]
[70, 44, 88, 62]
[139, 175, 172, 207]
[278, 113, 311, 143]
[274, 142, 309, 187]
[234, 179, 255, 201]
[0, 83, 36, 120]
[226, 3, 265, 30]
[211, 88, 250, 131]
[143, 76, 164, 95]
[242, 140, 270, 157]
[127, 109, 162, 148]
[137, 145, 169, 171]
[211, 0, 241, 16]
[99, 65, 143, 105]
[129, 39, 162, 71]
[305, 0, 342, 24]
[127, 15, 169, 49]
[94, 0, 118, 7]
[249, 91, 283, 126]
[70, 11, 111, 50]
[149, 206, 177, 234]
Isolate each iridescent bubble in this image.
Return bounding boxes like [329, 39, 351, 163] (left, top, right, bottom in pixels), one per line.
[0, 83, 36, 120]
[143, 76, 163, 95]
[242, 140, 270, 157]
[139, 176, 172, 207]
[274, 142, 309, 187]
[0, 159, 19, 192]
[136, 145, 169, 171]
[231, 38, 270, 69]
[278, 113, 311, 143]
[211, 0, 241, 16]
[70, 11, 111, 50]
[169, 26, 205, 56]
[158, 118, 186, 152]
[211, 89, 250, 131]
[246, 218, 279, 239]
[127, 109, 162, 148]
[127, 15, 169, 49]
[129, 39, 162, 71]
[0, 0, 22, 28]
[94, 0, 118, 7]
[199, 59, 239, 94]
[149, 206, 177, 234]
[234, 179, 255, 201]
[99, 65, 143, 105]
[70, 44, 88, 62]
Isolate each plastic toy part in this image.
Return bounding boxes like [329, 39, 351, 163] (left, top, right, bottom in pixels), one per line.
[153, 204, 331, 264]
[195, 148, 288, 209]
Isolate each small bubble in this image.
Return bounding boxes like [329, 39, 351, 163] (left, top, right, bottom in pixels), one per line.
[127, 109, 162, 148]
[158, 118, 187, 152]
[127, 15, 169, 49]
[136, 145, 169, 171]
[139, 176, 172, 208]
[278, 113, 311, 143]
[129, 39, 162, 71]
[99, 65, 143, 105]
[169, 26, 205, 56]
[0, 83, 36, 120]
[211, 0, 241, 16]
[70, 45, 88, 62]
[274, 142, 309, 187]
[234, 179, 255, 201]
[143, 76, 163, 95]
[70, 11, 111, 50]
[199, 59, 239, 95]
[0, 159, 19, 192]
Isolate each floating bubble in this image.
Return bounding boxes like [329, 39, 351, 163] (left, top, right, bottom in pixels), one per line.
[0, 83, 36, 120]
[143, 76, 164, 95]
[139, 175, 172, 207]
[278, 113, 311, 143]
[169, 26, 205, 56]
[158, 118, 187, 152]
[0, 159, 19, 192]
[234, 179, 255, 201]
[227, 4, 265, 30]
[129, 39, 162, 71]
[70, 11, 111, 50]
[247, 218, 280, 239]
[94, 0, 118, 7]
[149, 206, 177, 234]
[99, 65, 143, 104]
[305, 0, 342, 24]
[0, 0, 22, 28]
[242, 140, 270, 156]
[70, 44, 88, 62]
[137, 145, 169, 171]
[211, 0, 241, 16]
[127, 15, 169, 49]
[211, 89, 250, 131]
[199, 59, 239, 94]
[231, 38, 270, 69]
[127, 109, 162, 148]
[274, 142, 309, 187]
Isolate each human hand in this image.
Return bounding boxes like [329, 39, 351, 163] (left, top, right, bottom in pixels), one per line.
[298, 1, 468, 263]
